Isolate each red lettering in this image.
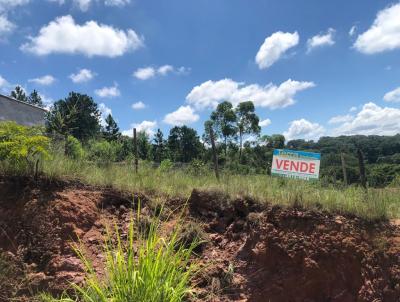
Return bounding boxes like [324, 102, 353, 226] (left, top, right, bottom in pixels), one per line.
[276, 159, 284, 169]
[309, 163, 315, 174]
[300, 162, 308, 172]
[283, 160, 290, 170]
[290, 161, 299, 172]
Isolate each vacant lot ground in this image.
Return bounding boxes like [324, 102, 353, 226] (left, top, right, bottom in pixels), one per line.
[0, 176, 399, 302]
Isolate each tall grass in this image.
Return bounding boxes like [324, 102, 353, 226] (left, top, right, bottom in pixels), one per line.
[38, 155, 400, 221]
[41, 207, 199, 302]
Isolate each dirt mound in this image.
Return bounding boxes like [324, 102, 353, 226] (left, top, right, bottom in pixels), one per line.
[0, 178, 399, 302]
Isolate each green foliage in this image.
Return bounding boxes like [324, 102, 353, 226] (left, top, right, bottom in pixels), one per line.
[28, 90, 44, 108]
[10, 85, 28, 103]
[87, 139, 118, 164]
[187, 159, 209, 176]
[65, 135, 84, 159]
[137, 131, 152, 160]
[210, 101, 237, 153]
[158, 159, 173, 173]
[152, 129, 166, 163]
[46, 92, 101, 141]
[102, 114, 120, 142]
[0, 122, 49, 174]
[167, 126, 203, 163]
[42, 208, 199, 302]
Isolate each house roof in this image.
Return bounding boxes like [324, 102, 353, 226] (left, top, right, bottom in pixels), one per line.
[0, 93, 48, 112]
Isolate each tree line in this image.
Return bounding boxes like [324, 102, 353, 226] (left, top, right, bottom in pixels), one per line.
[8, 86, 400, 187]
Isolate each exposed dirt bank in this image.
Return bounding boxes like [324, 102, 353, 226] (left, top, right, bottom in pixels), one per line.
[0, 177, 399, 302]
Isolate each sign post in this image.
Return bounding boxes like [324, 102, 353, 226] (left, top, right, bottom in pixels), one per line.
[271, 149, 321, 180]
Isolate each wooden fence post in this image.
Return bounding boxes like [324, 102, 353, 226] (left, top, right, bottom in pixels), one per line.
[341, 152, 348, 186]
[133, 128, 138, 173]
[357, 148, 367, 189]
[209, 128, 219, 180]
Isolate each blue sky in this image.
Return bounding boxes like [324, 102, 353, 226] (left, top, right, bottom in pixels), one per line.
[1, 0, 400, 141]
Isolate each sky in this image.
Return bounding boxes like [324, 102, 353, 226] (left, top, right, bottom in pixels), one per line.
[1, 0, 400, 141]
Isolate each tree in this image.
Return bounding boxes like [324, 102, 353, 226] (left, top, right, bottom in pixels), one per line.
[137, 131, 151, 160]
[167, 126, 203, 163]
[10, 86, 28, 103]
[46, 92, 101, 141]
[210, 101, 237, 156]
[28, 90, 44, 107]
[103, 114, 120, 142]
[152, 129, 166, 163]
[235, 101, 260, 160]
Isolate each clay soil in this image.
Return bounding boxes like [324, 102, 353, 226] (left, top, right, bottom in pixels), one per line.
[0, 176, 399, 302]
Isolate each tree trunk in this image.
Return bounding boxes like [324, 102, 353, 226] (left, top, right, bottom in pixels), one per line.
[239, 130, 243, 162]
[341, 152, 348, 186]
[357, 148, 367, 189]
[210, 128, 219, 180]
[133, 128, 138, 173]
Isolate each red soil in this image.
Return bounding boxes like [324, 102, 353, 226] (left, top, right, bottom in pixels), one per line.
[0, 177, 399, 302]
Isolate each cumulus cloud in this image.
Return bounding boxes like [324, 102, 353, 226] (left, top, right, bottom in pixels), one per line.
[98, 102, 112, 126]
[383, 87, 400, 103]
[21, 15, 144, 57]
[349, 106, 358, 112]
[122, 120, 157, 137]
[69, 68, 95, 83]
[332, 102, 400, 136]
[28, 75, 56, 85]
[95, 83, 120, 98]
[186, 78, 315, 111]
[0, 0, 30, 38]
[0, 74, 10, 92]
[131, 101, 146, 110]
[163, 105, 199, 126]
[0, 14, 14, 37]
[354, 3, 400, 54]
[328, 114, 354, 124]
[259, 119, 272, 127]
[255, 31, 299, 70]
[133, 65, 188, 80]
[307, 28, 335, 52]
[283, 119, 325, 141]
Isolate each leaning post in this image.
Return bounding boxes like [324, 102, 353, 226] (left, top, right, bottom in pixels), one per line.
[133, 128, 138, 173]
[209, 127, 220, 181]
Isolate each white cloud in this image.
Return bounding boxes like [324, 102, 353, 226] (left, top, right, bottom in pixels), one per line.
[0, 74, 8, 87]
[133, 67, 156, 80]
[133, 64, 188, 80]
[349, 25, 357, 37]
[354, 3, 400, 54]
[186, 78, 315, 110]
[122, 120, 157, 137]
[255, 31, 299, 70]
[48, 0, 130, 10]
[0, 0, 30, 11]
[98, 102, 112, 126]
[328, 114, 354, 124]
[28, 75, 56, 85]
[259, 118, 272, 127]
[383, 87, 400, 103]
[69, 68, 95, 83]
[131, 101, 146, 110]
[21, 15, 144, 57]
[283, 119, 325, 141]
[104, 0, 130, 7]
[332, 102, 400, 136]
[307, 28, 335, 52]
[349, 106, 358, 112]
[95, 83, 120, 98]
[0, 14, 14, 37]
[163, 105, 199, 126]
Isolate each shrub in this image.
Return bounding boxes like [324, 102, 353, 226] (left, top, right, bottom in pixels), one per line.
[65, 135, 84, 159]
[158, 159, 174, 173]
[0, 121, 50, 175]
[41, 208, 199, 302]
[86, 139, 118, 164]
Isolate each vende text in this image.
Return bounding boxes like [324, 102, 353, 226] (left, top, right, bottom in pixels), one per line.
[275, 159, 315, 174]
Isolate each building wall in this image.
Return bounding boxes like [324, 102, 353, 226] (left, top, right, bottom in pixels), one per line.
[0, 95, 46, 126]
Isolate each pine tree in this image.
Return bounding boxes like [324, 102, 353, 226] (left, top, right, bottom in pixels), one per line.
[103, 114, 120, 141]
[152, 128, 166, 162]
[10, 86, 28, 103]
[28, 90, 44, 107]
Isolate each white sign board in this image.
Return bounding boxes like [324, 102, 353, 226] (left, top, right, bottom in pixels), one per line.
[271, 149, 321, 180]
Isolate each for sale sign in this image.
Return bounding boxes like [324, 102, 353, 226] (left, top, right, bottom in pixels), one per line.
[271, 149, 321, 180]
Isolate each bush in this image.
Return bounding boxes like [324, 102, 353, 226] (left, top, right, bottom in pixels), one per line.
[158, 159, 174, 173]
[86, 139, 118, 164]
[65, 135, 83, 159]
[0, 121, 49, 175]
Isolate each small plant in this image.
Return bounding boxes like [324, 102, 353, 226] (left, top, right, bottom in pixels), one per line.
[64, 135, 83, 159]
[158, 159, 174, 173]
[41, 206, 199, 302]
